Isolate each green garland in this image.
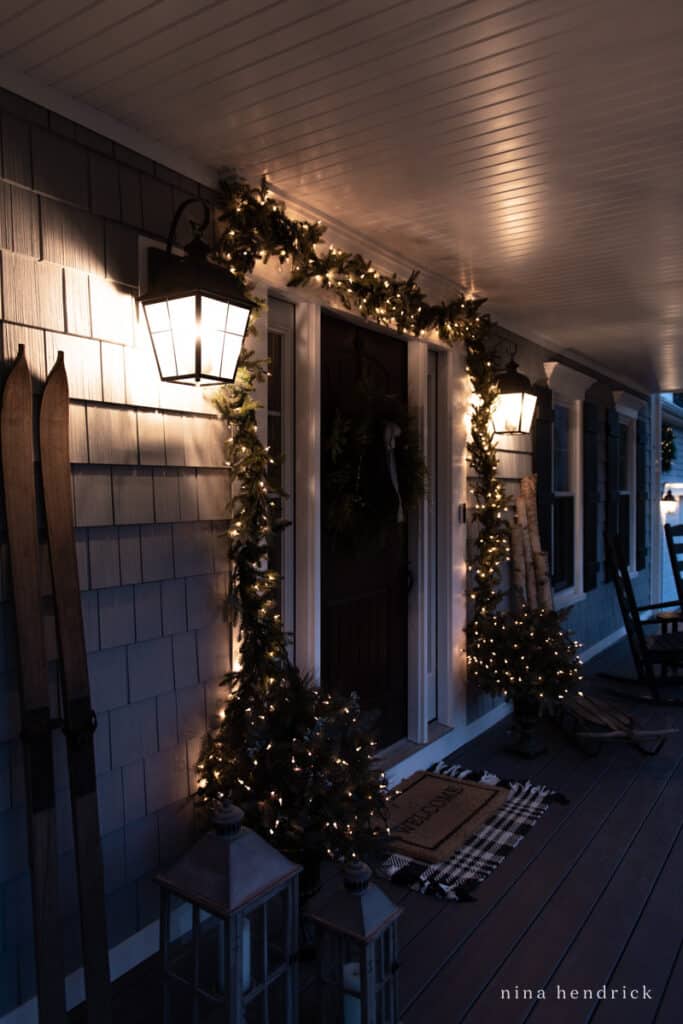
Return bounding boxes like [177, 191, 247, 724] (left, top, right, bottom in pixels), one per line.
[214, 173, 504, 628]
[662, 423, 676, 473]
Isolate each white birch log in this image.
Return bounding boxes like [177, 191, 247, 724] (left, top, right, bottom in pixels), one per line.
[534, 550, 554, 610]
[521, 474, 543, 555]
[515, 494, 538, 609]
[510, 521, 527, 612]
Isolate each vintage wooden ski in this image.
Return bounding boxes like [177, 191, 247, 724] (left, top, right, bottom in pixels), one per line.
[1, 348, 67, 1023]
[39, 353, 112, 1024]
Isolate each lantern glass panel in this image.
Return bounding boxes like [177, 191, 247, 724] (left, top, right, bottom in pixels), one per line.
[144, 300, 177, 378]
[266, 887, 289, 973]
[220, 333, 244, 382]
[317, 931, 364, 1023]
[374, 927, 399, 1024]
[520, 391, 538, 433]
[165, 892, 196, 983]
[200, 297, 228, 377]
[196, 910, 225, 999]
[491, 391, 522, 434]
[226, 304, 250, 336]
[244, 905, 265, 993]
[167, 295, 198, 375]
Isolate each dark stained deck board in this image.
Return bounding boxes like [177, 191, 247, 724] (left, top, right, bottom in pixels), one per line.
[466, 748, 683, 1023]
[655, 939, 683, 1022]
[580, 785, 683, 1024]
[526, 762, 683, 1022]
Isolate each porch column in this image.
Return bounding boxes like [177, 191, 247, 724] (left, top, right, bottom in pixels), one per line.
[294, 301, 322, 684]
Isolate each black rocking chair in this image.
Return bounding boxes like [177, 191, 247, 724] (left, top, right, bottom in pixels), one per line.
[602, 533, 683, 706]
[664, 522, 683, 606]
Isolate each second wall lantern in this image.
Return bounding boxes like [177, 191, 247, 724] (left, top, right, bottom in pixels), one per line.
[491, 348, 538, 434]
[140, 198, 255, 386]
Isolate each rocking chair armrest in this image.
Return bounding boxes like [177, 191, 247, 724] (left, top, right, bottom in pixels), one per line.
[637, 600, 683, 612]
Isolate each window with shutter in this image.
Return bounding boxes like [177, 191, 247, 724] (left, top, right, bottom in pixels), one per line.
[583, 401, 599, 591]
[532, 384, 553, 555]
[540, 362, 596, 607]
[604, 407, 620, 579]
[636, 416, 648, 571]
[610, 392, 648, 574]
[552, 402, 575, 589]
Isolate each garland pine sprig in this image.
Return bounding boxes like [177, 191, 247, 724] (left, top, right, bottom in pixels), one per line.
[662, 423, 676, 473]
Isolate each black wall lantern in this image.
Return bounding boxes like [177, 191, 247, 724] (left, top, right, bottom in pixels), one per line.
[140, 199, 255, 385]
[491, 346, 538, 435]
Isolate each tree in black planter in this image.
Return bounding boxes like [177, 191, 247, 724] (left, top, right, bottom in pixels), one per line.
[468, 606, 583, 756]
[197, 351, 389, 890]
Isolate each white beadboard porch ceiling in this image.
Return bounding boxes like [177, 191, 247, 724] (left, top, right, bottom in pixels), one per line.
[2, 0, 683, 391]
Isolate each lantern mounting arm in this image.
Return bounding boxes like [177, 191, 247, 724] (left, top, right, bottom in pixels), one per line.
[165, 197, 211, 255]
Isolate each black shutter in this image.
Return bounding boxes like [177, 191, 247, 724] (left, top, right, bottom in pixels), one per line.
[636, 415, 648, 570]
[532, 385, 553, 554]
[583, 401, 599, 591]
[604, 407, 620, 579]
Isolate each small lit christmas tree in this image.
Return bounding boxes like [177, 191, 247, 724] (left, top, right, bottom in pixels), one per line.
[467, 606, 583, 703]
[197, 351, 389, 869]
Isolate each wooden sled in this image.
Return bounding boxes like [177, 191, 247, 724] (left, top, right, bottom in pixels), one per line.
[552, 693, 677, 756]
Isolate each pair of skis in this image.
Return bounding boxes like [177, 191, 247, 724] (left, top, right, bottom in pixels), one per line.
[1, 349, 112, 1024]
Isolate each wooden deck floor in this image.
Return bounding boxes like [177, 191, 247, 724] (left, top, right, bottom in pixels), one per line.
[392, 638, 683, 1024]
[71, 638, 683, 1023]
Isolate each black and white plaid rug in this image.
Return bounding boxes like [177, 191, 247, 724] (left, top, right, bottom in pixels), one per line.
[380, 761, 567, 901]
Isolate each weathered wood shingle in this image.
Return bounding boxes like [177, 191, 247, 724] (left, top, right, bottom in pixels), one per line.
[2, 251, 64, 332]
[32, 127, 88, 207]
[41, 197, 104, 274]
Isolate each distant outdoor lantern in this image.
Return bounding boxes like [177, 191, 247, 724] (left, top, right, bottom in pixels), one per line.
[305, 860, 402, 1024]
[491, 348, 537, 434]
[140, 199, 255, 385]
[662, 487, 677, 506]
[156, 801, 301, 1024]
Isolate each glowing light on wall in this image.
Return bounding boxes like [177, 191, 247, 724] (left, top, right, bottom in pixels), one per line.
[491, 351, 537, 434]
[140, 199, 254, 386]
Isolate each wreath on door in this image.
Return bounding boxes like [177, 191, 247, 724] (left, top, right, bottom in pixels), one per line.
[323, 374, 428, 548]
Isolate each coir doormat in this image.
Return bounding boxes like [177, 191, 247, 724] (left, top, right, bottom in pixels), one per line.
[387, 770, 508, 864]
[381, 762, 567, 901]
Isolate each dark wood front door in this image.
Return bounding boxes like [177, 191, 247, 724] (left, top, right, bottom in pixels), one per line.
[321, 313, 408, 747]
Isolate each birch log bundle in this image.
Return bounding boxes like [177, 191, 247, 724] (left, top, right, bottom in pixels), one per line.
[511, 474, 554, 612]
